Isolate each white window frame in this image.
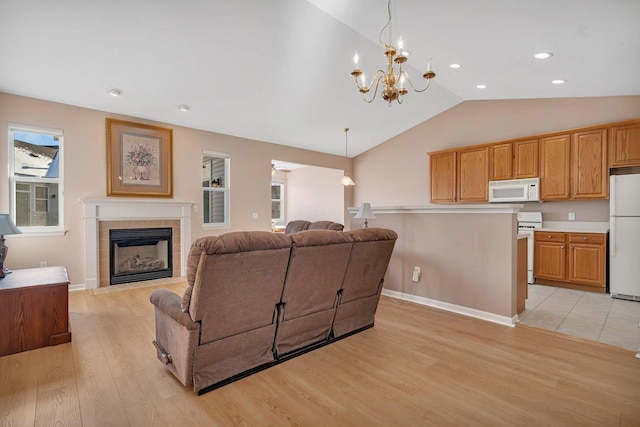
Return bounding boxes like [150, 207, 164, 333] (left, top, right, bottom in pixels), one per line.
[8, 124, 64, 235]
[271, 180, 284, 224]
[202, 150, 230, 229]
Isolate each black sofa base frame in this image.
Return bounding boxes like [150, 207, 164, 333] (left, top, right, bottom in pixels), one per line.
[196, 323, 374, 396]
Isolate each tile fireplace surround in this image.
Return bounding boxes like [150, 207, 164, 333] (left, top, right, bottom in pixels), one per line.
[83, 199, 193, 289]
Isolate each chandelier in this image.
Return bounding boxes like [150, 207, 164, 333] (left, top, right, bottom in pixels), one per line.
[350, 0, 435, 106]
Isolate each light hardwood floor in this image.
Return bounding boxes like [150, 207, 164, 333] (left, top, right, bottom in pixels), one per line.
[1, 281, 639, 426]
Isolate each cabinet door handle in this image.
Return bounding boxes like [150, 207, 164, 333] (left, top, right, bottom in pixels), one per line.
[562, 245, 565, 250]
[583, 237, 588, 240]
[570, 246, 574, 250]
[548, 235, 552, 239]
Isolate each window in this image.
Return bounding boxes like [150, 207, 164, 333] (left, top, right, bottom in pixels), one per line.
[202, 151, 229, 226]
[271, 181, 284, 224]
[9, 125, 63, 232]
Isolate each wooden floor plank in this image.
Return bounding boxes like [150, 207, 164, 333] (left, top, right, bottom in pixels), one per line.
[2, 283, 639, 426]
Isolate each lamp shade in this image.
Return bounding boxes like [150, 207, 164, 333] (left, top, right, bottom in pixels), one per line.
[354, 203, 375, 220]
[0, 214, 21, 235]
[341, 175, 355, 186]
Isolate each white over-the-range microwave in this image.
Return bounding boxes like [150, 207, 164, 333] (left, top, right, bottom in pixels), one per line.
[488, 177, 540, 203]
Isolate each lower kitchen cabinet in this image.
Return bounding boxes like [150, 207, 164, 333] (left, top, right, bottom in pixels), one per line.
[534, 231, 607, 292]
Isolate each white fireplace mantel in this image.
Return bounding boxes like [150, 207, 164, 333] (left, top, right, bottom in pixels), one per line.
[82, 198, 194, 289]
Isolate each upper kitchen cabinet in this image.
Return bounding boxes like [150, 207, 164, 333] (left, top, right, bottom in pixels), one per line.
[490, 139, 538, 181]
[430, 151, 457, 203]
[540, 134, 571, 200]
[609, 120, 640, 168]
[572, 128, 608, 199]
[539, 129, 608, 201]
[429, 145, 488, 203]
[458, 146, 489, 202]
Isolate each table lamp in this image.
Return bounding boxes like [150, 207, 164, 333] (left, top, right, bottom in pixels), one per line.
[0, 214, 22, 278]
[354, 203, 375, 228]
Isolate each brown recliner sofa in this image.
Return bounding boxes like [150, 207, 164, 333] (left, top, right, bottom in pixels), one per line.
[284, 220, 344, 234]
[150, 228, 397, 394]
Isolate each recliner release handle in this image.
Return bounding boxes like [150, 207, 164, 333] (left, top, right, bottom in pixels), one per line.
[152, 340, 173, 365]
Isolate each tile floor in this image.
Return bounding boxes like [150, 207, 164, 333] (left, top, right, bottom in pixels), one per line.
[519, 284, 640, 354]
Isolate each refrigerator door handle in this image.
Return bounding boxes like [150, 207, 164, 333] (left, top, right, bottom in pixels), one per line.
[610, 217, 616, 257]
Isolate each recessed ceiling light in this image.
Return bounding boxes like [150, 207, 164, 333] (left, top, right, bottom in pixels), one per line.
[178, 104, 190, 112]
[476, 84, 487, 89]
[534, 52, 553, 59]
[551, 79, 566, 84]
[449, 63, 462, 69]
[107, 88, 122, 97]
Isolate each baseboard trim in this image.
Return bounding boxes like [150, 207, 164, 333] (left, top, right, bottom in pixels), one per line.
[69, 283, 86, 292]
[381, 289, 517, 327]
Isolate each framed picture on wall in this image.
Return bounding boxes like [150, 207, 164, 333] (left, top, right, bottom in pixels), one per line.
[106, 118, 173, 197]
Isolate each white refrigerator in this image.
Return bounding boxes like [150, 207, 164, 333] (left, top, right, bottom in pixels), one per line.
[610, 173, 640, 300]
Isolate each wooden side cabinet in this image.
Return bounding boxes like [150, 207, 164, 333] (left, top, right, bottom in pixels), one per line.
[534, 231, 607, 292]
[0, 266, 72, 357]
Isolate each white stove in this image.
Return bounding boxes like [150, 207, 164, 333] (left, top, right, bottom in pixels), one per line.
[517, 211, 543, 284]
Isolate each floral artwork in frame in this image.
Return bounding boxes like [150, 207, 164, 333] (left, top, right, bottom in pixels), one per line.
[106, 118, 173, 197]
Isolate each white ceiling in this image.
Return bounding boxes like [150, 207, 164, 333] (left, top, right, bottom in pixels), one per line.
[1, 0, 638, 157]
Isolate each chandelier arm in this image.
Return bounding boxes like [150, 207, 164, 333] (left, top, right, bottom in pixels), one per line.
[363, 75, 385, 103]
[403, 74, 433, 93]
[355, 69, 386, 92]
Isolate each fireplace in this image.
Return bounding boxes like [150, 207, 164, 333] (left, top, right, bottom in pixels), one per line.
[109, 227, 173, 285]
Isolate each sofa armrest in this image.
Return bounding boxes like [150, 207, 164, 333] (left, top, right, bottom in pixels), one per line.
[150, 289, 199, 330]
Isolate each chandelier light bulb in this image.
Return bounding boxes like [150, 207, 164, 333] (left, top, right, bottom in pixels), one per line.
[360, 73, 366, 87]
[397, 37, 404, 50]
[353, 51, 359, 67]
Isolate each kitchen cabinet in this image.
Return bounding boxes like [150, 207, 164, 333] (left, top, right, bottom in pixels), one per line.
[539, 128, 608, 201]
[458, 146, 489, 202]
[534, 231, 607, 292]
[609, 121, 640, 168]
[572, 128, 608, 199]
[539, 134, 571, 200]
[429, 146, 488, 203]
[490, 139, 538, 181]
[534, 232, 566, 281]
[430, 151, 457, 203]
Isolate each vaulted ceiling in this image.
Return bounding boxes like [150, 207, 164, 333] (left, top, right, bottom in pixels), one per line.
[1, 0, 638, 157]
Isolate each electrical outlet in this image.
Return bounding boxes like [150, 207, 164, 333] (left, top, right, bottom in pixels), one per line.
[412, 267, 421, 282]
[40, 261, 47, 268]
[568, 212, 576, 221]
[192, 204, 198, 213]
[252, 212, 258, 219]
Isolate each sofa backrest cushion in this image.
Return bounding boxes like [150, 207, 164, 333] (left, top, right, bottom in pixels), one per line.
[285, 220, 311, 235]
[340, 228, 398, 303]
[308, 221, 344, 231]
[280, 230, 353, 320]
[185, 231, 292, 343]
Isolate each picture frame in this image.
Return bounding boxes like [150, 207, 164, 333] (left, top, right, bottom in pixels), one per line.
[106, 118, 173, 198]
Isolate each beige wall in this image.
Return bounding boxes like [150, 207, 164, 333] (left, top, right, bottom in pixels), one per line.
[373, 211, 517, 318]
[0, 92, 353, 285]
[286, 166, 344, 224]
[352, 95, 640, 318]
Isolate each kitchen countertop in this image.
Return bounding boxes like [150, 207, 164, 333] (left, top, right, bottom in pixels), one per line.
[537, 221, 609, 233]
[517, 233, 529, 239]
